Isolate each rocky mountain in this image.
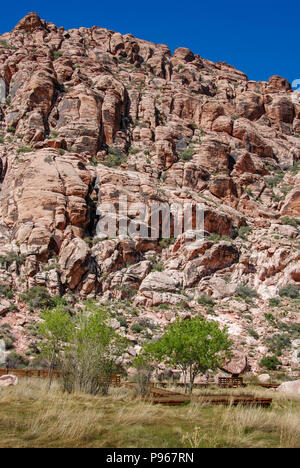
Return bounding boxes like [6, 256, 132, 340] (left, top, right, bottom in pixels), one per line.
[0, 12, 299, 376]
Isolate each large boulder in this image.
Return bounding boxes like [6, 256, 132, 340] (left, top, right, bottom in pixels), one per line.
[0, 374, 18, 387]
[220, 354, 249, 376]
[258, 374, 270, 383]
[277, 380, 300, 395]
[59, 238, 90, 289]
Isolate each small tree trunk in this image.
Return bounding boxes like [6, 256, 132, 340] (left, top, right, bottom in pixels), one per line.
[183, 370, 188, 394]
[189, 367, 193, 394]
[48, 350, 55, 390]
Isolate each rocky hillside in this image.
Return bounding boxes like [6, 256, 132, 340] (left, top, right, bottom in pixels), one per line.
[0, 12, 299, 376]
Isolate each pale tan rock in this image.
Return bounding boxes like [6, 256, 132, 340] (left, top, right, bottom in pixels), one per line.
[0, 375, 18, 387]
[277, 380, 300, 395]
[258, 374, 270, 383]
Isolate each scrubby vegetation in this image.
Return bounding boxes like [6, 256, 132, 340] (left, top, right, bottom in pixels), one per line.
[235, 285, 258, 301]
[20, 287, 66, 311]
[279, 284, 299, 299]
[0, 379, 299, 448]
[260, 355, 282, 371]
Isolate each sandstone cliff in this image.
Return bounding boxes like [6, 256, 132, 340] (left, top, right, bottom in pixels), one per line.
[0, 13, 299, 375]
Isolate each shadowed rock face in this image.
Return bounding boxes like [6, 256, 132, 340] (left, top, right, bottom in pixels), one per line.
[0, 13, 299, 374]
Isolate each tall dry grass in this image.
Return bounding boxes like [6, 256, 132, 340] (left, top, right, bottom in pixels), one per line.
[0, 378, 299, 448]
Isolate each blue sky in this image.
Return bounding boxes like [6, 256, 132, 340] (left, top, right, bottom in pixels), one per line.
[0, 0, 298, 85]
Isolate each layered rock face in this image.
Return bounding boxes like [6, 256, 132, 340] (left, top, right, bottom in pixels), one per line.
[0, 13, 299, 374]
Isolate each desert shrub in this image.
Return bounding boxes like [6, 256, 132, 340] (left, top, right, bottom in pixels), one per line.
[158, 303, 169, 310]
[238, 225, 252, 240]
[151, 261, 164, 272]
[0, 252, 26, 268]
[236, 285, 258, 300]
[264, 313, 276, 325]
[132, 353, 153, 396]
[197, 295, 215, 308]
[0, 284, 13, 299]
[264, 173, 285, 187]
[115, 285, 136, 299]
[16, 146, 32, 154]
[280, 217, 300, 228]
[116, 315, 128, 328]
[247, 328, 259, 340]
[269, 298, 281, 307]
[207, 233, 232, 243]
[128, 146, 139, 155]
[279, 284, 299, 299]
[267, 334, 291, 355]
[131, 322, 143, 334]
[53, 51, 63, 59]
[103, 147, 127, 167]
[21, 287, 63, 311]
[178, 146, 194, 162]
[0, 325, 15, 350]
[260, 355, 281, 370]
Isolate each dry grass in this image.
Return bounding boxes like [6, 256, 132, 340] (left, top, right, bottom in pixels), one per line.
[0, 379, 299, 448]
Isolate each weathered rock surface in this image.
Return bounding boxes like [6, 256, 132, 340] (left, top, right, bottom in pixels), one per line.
[0, 375, 18, 387]
[277, 380, 300, 395]
[0, 13, 299, 376]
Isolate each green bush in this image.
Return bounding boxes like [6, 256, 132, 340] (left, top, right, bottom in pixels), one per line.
[128, 147, 139, 155]
[21, 287, 64, 311]
[131, 322, 143, 333]
[236, 285, 258, 300]
[267, 334, 291, 355]
[269, 298, 281, 307]
[264, 313, 276, 324]
[0, 252, 26, 268]
[0, 284, 13, 299]
[53, 51, 63, 59]
[151, 261, 164, 272]
[103, 147, 127, 167]
[260, 355, 281, 370]
[280, 217, 300, 228]
[116, 316, 128, 328]
[178, 146, 194, 162]
[247, 328, 259, 340]
[279, 284, 299, 299]
[0, 325, 15, 350]
[238, 225, 252, 240]
[16, 146, 32, 155]
[197, 295, 215, 308]
[207, 233, 232, 243]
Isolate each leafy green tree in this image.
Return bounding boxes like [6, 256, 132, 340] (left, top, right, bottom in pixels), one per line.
[39, 302, 126, 395]
[132, 352, 154, 396]
[38, 307, 75, 387]
[146, 317, 232, 393]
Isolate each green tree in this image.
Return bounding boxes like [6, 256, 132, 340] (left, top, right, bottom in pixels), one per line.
[146, 317, 232, 393]
[132, 352, 154, 396]
[38, 307, 75, 388]
[39, 303, 126, 395]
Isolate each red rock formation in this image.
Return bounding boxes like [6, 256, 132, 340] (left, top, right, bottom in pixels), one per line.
[0, 13, 299, 375]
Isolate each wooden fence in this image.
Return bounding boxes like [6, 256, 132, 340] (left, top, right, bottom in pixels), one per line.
[0, 368, 121, 385]
[218, 376, 245, 388]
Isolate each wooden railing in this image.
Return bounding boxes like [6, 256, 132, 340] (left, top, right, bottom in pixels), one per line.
[0, 368, 121, 385]
[218, 377, 245, 388]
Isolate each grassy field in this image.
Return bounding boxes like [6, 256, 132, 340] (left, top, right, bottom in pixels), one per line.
[0, 379, 299, 448]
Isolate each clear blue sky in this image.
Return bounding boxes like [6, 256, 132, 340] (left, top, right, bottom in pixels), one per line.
[0, 0, 298, 85]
